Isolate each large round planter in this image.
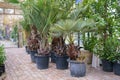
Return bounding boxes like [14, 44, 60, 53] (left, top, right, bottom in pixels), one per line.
[36, 55, 49, 69]
[113, 61, 120, 76]
[102, 59, 113, 72]
[0, 64, 5, 76]
[50, 51, 56, 63]
[56, 55, 68, 70]
[30, 50, 37, 63]
[69, 60, 86, 77]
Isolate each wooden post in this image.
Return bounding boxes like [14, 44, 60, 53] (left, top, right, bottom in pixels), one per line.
[17, 22, 23, 48]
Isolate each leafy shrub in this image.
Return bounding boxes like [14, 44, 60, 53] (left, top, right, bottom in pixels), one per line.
[0, 45, 6, 65]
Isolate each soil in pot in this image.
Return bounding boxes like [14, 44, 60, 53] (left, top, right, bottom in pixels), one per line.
[56, 55, 68, 69]
[50, 51, 56, 63]
[113, 61, 120, 76]
[69, 60, 86, 77]
[30, 50, 37, 63]
[102, 59, 113, 72]
[36, 55, 49, 69]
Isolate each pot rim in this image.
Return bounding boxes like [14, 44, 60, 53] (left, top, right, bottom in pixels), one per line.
[67, 59, 85, 64]
[56, 55, 68, 57]
[35, 54, 50, 57]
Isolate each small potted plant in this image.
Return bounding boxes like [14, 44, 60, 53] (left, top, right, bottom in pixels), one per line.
[50, 37, 61, 63]
[54, 36, 69, 70]
[27, 26, 40, 63]
[0, 45, 6, 76]
[35, 39, 50, 69]
[67, 43, 86, 77]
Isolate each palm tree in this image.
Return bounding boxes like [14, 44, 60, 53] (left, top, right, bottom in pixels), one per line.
[50, 17, 95, 59]
[6, 0, 75, 55]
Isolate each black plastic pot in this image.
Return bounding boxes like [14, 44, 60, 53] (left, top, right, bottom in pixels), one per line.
[0, 71, 2, 76]
[27, 50, 31, 54]
[50, 51, 56, 63]
[102, 59, 113, 72]
[30, 50, 37, 63]
[25, 46, 27, 52]
[0, 64, 5, 76]
[56, 55, 68, 70]
[113, 61, 120, 76]
[36, 55, 49, 69]
[69, 60, 86, 77]
[25, 46, 30, 54]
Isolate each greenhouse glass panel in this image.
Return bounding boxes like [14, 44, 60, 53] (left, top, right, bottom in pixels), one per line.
[0, 8, 3, 13]
[5, 9, 14, 14]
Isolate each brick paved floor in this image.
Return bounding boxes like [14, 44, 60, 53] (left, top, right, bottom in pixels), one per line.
[4, 48, 120, 80]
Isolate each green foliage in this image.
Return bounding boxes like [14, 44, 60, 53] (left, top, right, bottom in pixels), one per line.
[50, 18, 95, 44]
[93, 37, 120, 62]
[14, 0, 75, 54]
[0, 45, 6, 65]
[11, 25, 18, 41]
[19, 0, 74, 33]
[83, 35, 97, 52]
[7, 0, 120, 58]
[5, 0, 19, 3]
[20, 20, 30, 33]
[91, 0, 120, 37]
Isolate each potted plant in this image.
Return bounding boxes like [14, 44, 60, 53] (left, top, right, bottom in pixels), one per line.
[50, 13, 94, 72]
[112, 39, 120, 76]
[67, 43, 86, 77]
[51, 19, 90, 76]
[93, 37, 119, 72]
[113, 60, 120, 76]
[28, 0, 75, 69]
[35, 42, 50, 69]
[54, 36, 69, 70]
[50, 37, 62, 63]
[113, 61, 120, 76]
[27, 26, 39, 63]
[0, 45, 6, 76]
[50, 19, 81, 70]
[28, 0, 67, 69]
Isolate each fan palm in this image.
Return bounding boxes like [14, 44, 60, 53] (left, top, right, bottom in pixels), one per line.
[50, 18, 95, 60]
[50, 19, 95, 43]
